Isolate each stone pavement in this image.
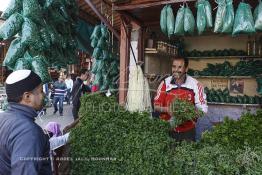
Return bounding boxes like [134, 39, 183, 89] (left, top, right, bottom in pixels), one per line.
[36, 103, 74, 131]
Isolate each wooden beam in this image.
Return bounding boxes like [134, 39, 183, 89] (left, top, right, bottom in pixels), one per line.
[84, 0, 120, 40]
[119, 17, 131, 105]
[117, 11, 143, 27]
[79, 10, 99, 25]
[137, 27, 144, 63]
[144, 21, 159, 27]
[114, 0, 196, 11]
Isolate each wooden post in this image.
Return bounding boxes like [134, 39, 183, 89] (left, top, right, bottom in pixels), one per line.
[119, 17, 131, 105]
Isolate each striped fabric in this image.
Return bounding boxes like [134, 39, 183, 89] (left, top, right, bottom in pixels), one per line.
[53, 81, 67, 98]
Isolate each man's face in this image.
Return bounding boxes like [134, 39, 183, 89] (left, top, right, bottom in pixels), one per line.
[172, 58, 188, 80]
[81, 72, 90, 81]
[29, 84, 44, 111]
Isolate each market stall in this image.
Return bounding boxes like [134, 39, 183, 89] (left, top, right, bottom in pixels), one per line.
[112, 0, 262, 120]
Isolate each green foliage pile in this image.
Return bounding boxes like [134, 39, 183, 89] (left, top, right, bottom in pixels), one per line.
[188, 60, 262, 77]
[170, 98, 203, 127]
[174, 110, 262, 174]
[204, 87, 262, 104]
[90, 25, 119, 91]
[70, 94, 175, 174]
[0, 0, 79, 82]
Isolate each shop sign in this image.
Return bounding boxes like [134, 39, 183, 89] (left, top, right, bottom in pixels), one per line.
[210, 79, 228, 90]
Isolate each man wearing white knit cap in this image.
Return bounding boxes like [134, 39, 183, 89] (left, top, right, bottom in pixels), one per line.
[0, 70, 52, 175]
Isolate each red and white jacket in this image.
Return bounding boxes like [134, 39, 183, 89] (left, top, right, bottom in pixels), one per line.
[154, 75, 208, 132]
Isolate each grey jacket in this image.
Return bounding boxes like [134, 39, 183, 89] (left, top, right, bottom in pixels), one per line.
[0, 103, 51, 175]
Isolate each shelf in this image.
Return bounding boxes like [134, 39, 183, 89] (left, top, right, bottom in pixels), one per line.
[188, 56, 262, 59]
[207, 102, 261, 107]
[192, 76, 254, 79]
[145, 74, 254, 79]
[145, 48, 177, 57]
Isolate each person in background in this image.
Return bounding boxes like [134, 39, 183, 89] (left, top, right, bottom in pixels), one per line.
[53, 76, 67, 116]
[44, 122, 70, 174]
[65, 74, 73, 105]
[71, 69, 90, 120]
[154, 57, 208, 142]
[0, 70, 51, 175]
[90, 74, 99, 92]
[42, 83, 49, 115]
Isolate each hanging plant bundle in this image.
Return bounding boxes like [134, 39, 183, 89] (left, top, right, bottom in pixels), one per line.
[0, 0, 78, 83]
[90, 24, 119, 91]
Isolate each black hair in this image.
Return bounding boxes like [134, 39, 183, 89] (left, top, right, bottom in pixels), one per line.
[7, 95, 23, 103]
[79, 68, 88, 76]
[173, 57, 189, 68]
[7, 84, 41, 103]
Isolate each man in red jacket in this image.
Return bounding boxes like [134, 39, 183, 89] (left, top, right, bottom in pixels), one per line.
[154, 57, 208, 141]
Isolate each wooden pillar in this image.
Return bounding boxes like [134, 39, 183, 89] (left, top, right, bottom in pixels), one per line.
[137, 27, 144, 63]
[119, 17, 131, 105]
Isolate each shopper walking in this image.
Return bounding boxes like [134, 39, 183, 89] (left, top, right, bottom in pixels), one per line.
[65, 74, 73, 105]
[53, 76, 67, 116]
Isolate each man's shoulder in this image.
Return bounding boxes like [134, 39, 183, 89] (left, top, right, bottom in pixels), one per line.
[186, 75, 200, 84]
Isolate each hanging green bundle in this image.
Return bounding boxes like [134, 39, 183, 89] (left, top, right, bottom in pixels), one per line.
[204, 0, 213, 27]
[3, 37, 25, 70]
[14, 57, 31, 70]
[93, 72, 103, 86]
[222, 0, 234, 33]
[0, 13, 24, 40]
[21, 18, 41, 47]
[31, 55, 51, 83]
[100, 75, 110, 91]
[91, 60, 101, 74]
[214, 0, 226, 33]
[184, 6, 195, 34]
[255, 0, 262, 31]
[196, 0, 207, 35]
[23, 0, 43, 25]
[101, 25, 109, 39]
[40, 27, 52, 49]
[92, 47, 102, 59]
[232, 2, 255, 36]
[160, 5, 168, 35]
[0, 0, 22, 19]
[166, 5, 175, 37]
[90, 25, 101, 40]
[97, 37, 107, 50]
[102, 50, 109, 60]
[174, 6, 185, 36]
[91, 38, 98, 48]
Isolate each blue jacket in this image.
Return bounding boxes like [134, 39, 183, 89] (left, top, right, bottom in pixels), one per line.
[0, 103, 51, 175]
